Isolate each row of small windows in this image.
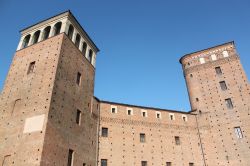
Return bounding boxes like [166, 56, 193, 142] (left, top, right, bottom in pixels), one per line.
[21, 22, 94, 65]
[100, 159, 194, 166]
[21, 22, 62, 49]
[111, 106, 187, 121]
[199, 51, 229, 64]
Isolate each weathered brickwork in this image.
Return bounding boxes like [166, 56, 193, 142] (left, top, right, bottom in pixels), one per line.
[1, 11, 250, 166]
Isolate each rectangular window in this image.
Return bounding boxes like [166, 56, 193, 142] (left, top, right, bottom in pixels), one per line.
[175, 136, 180, 145]
[101, 159, 107, 166]
[141, 110, 147, 117]
[141, 161, 147, 166]
[102, 127, 108, 137]
[189, 163, 194, 166]
[166, 162, 172, 166]
[215, 67, 222, 75]
[199, 57, 205, 64]
[182, 115, 187, 122]
[225, 98, 233, 109]
[140, 133, 146, 143]
[169, 113, 175, 120]
[27, 61, 36, 74]
[156, 112, 161, 119]
[76, 109, 81, 125]
[111, 106, 117, 114]
[67, 149, 74, 166]
[219, 81, 227, 91]
[234, 127, 243, 139]
[142, 112, 146, 117]
[127, 108, 133, 115]
[76, 72, 81, 85]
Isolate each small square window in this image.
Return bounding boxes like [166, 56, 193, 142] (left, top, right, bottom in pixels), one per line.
[102, 127, 108, 137]
[127, 108, 133, 115]
[223, 50, 229, 57]
[141, 110, 147, 117]
[111, 106, 117, 114]
[234, 127, 243, 139]
[211, 54, 217, 60]
[215, 67, 222, 75]
[225, 98, 233, 109]
[156, 112, 161, 119]
[169, 113, 175, 120]
[182, 115, 187, 122]
[101, 159, 107, 166]
[175, 136, 180, 145]
[76, 72, 81, 85]
[141, 161, 147, 166]
[199, 57, 205, 64]
[140, 133, 146, 143]
[76, 109, 81, 125]
[27, 61, 36, 74]
[219, 81, 227, 91]
[166, 162, 172, 166]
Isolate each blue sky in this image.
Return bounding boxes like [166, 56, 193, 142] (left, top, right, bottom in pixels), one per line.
[0, 0, 250, 111]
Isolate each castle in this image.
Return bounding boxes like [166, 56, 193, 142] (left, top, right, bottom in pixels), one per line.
[0, 11, 250, 166]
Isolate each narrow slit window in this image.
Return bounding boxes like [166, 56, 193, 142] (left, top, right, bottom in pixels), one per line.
[142, 111, 147, 117]
[67, 149, 74, 166]
[140, 133, 146, 143]
[175, 136, 180, 145]
[76, 72, 81, 85]
[219, 81, 227, 91]
[102, 127, 108, 137]
[189, 163, 194, 166]
[225, 98, 233, 109]
[127, 109, 132, 115]
[101, 159, 107, 166]
[27, 61, 36, 74]
[76, 109, 81, 125]
[234, 127, 243, 139]
[156, 112, 161, 119]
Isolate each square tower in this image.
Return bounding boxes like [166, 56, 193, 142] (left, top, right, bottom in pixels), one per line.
[0, 11, 100, 166]
[180, 42, 250, 166]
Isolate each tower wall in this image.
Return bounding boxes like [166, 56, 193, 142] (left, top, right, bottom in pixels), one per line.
[180, 42, 250, 165]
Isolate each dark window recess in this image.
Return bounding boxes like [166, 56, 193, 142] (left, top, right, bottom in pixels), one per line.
[196, 98, 199, 102]
[142, 112, 146, 117]
[82, 42, 87, 56]
[189, 163, 194, 166]
[27, 61, 36, 74]
[166, 162, 172, 166]
[102, 127, 108, 137]
[75, 33, 81, 48]
[215, 67, 222, 75]
[234, 127, 243, 139]
[67, 149, 74, 166]
[54, 22, 62, 36]
[128, 109, 132, 115]
[141, 161, 147, 166]
[140, 133, 146, 143]
[83, 163, 86, 166]
[111, 108, 116, 113]
[225, 98, 233, 109]
[88, 49, 93, 63]
[22, 34, 31, 48]
[175, 136, 180, 145]
[68, 24, 74, 40]
[76, 109, 81, 125]
[32, 30, 40, 44]
[101, 159, 107, 166]
[219, 81, 227, 91]
[43, 26, 51, 40]
[76, 72, 81, 85]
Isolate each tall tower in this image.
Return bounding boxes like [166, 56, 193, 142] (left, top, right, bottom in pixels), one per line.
[180, 42, 250, 165]
[0, 11, 100, 166]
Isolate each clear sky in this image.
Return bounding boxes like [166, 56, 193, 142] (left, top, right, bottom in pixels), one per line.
[0, 0, 250, 112]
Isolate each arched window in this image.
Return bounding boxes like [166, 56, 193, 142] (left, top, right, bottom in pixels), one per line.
[32, 30, 40, 44]
[82, 42, 87, 56]
[75, 33, 81, 48]
[67, 24, 74, 40]
[42, 26, 51, 40]
[88, 49, 93, 63]
[22, 34, 31, 48]
[53, 22, 62, 36]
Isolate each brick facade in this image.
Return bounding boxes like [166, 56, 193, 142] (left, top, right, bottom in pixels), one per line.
[0, 11, 249, 166]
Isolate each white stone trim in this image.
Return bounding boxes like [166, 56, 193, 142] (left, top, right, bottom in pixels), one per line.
[111, 105, 117, 114]
[126, 107, 133, 115]
[169, 113, 175, 120]
[141, 109, 148, 117]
